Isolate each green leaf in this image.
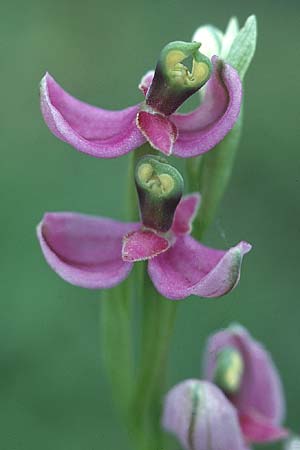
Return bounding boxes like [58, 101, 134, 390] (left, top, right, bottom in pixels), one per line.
[221, 16, 239, 58]
[192, 110, 243, 241]
[226, 15, 257, 80]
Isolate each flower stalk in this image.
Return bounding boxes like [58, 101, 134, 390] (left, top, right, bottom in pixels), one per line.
[100, 278, 134, 416]
[131, 268, 177, 449]
[101, 143, 179, 450]
[128, 146, 179, 449]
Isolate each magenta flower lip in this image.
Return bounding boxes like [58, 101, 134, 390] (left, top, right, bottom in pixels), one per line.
[40, 56, 242, 158]
[37, 194, 251, 300]
[203, 324, 288, 443]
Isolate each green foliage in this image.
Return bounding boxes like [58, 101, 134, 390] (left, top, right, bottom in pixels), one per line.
[227, 15, 257, 80]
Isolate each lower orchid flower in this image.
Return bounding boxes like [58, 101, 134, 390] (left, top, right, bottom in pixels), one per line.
[203, 324, 288, 443]
[40, 40, 242, 158]
[162, 379, 249, 450]
[37, 155, 251, 300]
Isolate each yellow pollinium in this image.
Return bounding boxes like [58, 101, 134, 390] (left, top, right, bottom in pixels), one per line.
[165, 50, 186, 70]
[224, 352, 244, 391]
[190, 60, 210, 85]
[165, 49, 210, 88]
[137, 163, 175, 196]
[137, 163, 153, 183]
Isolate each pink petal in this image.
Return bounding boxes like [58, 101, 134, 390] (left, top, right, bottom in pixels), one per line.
[40, 73, 146, 158]
[171, 193, 201, 236]
[203, 325, 285, 428]
[138, 70, 154, 96]
[122, 229, 170, 262]
[162, 379, 246, 450]
[240, 412, 288, 443]
[136, 110, 178, 156]
[37, 212, 139, 288]
[148, 237, 251, 300]
[172, 57, 242, 157]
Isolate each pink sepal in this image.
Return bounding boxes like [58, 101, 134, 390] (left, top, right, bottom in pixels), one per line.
[37, 212, 138, 288]
[172, 57, 242, 157]
[172, 193, 201, 236]
[139, 70, 155, 96]
[40, 73, 146, 158]
[148, 238, 251, 300]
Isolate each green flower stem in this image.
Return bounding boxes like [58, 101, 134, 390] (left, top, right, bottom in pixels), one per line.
[100, 146, 152, 426]
[131, 265, 177, 450]
[126, 153, 139, 222]
[102, 145, 148, 417]
[100, 278, 134, 418]
[126, 144, 179, 450]
[191, 110, 243, 241]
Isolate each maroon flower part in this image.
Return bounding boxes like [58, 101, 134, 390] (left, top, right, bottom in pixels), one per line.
[40, 41, 242, 158]
[162, 379, 248, 450]
[37, 194, 251, 300]
[203, 324, 288, 444]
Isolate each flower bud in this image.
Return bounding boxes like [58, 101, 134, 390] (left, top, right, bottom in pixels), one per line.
[203, 324, 287, 444]
[213, 346, 244, 394]
[162, 379, 246, 450]
[135, 155, 183, 232]
[145, 41, 212, 116]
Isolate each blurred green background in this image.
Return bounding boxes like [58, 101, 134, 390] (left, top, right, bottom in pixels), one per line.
[1, 0, 299, 448]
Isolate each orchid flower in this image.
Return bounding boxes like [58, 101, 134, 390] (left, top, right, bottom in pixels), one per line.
[203, 324, 288, 444]
[37, 155, 251, 300]
[162, 379, 248, 450]
[40, 40, 242, 157]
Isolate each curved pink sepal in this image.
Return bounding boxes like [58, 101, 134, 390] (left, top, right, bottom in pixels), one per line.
[240, 412, 288, 443]
[203, 325, 286, 431]
[136, 110, 178, 156]
[172, 193, 201, 236]
[122, 229, 170, 262]
[172, 57, 242, 157]
[148, 238, 251, 300]
[139, 70, 154, 96]
[40, 73, 146, 158]
[37, 212, 139, 288]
